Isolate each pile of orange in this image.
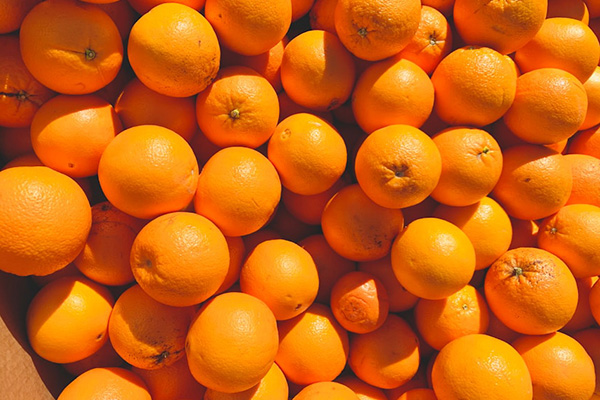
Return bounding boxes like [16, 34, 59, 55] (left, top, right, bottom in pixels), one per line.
[2, 0, 600, 399]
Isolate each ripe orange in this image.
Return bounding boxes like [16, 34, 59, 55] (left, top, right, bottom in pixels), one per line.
[431, 334, 532, 399]
[126, 0, 206, 14]
[354, 124, 442, 209]
[186, 292, 279, 393]
[57, 367, 151, 400]
[203, 362, 288, 400]
[568, 125, 600, 158]
[395, 388, 437, 400]
[581, 67, 600, 131]
[562, 276, 597, 333]
[0, 127, 33, 163]
[214, 235, 246, 295]
[484, 247, 578, 335]
[194, 146, 281, 237]
[282, 177, 348, 225]
[309, 0, 337, 33]
[19, 0, 123, 94]
[571, 328, 600, 395]
[547, 0, 590, 22]
[335, 375, 388, 400]
[293, 381, 359, 400]
[0, 166, 91, 276]
[62, 338, 124, 377]
[98, 124, 199, 220]
[564, 153, 600, 207]
[0, 0, 43, 34]
[391, 217, 476, 300]
[127, 2, 220, 97]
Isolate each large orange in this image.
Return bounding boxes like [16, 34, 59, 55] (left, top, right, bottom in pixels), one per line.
[19, 0, 123, 94]
[57, 367, 151, 400]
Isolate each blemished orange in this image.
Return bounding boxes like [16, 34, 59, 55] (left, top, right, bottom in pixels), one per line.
[62, 338, 124, 376]
[568, 125, 600, 158]
[114, 78, 198, 142]
[26, 276, 114, 364]
[30, 94, 122, 178]
[564, 153, 600, 207]
[108, 284, 194, 370]
[203, 362, 288, 400]
[293, 381, 359, 400]
[351, 57, 435, 133]
[0, 34, 55, 128]
[0, 0, 43, 34]
[335, 375, 388, 400]
[309, 0, 337, 33]
[57, 367, 151, 400]
[186, 292, 279, 393]
[452, 0, 548, 55]
[398, 6, 454, 75]
[98, 124, 199, 220]
[131, 355, 207, 400]
[196, 65, 279, 148]
[204, 0, 291, 56]
[130, 211, 230, 307]
[281, 29, 356, 112]
[330, 271, 389, 334]
[431, 46, 518, 127]
[430, 127, 503, 207]
[431, 334, 532, 400]
[126, 0, 206, 14]
[391, 217, 476, 300]
[74, 201, 145, 286]
[348, 314, 420, 389]
[433, 197, 513, 270]
[321, 184, 405, 262]
[538, 203, 600, 278]
[240, 238, 319, 320]
[127, 2, 220, 97]
[547, 0, 590, 22]
[282, 177, 348, 225]
[562, 276, 597, 333]
[333, 0, 421, 61]
[354, 124, 442, 209]
[503, 68, 588, 145]
[268, 113, 347, 195]
[0, 166, 91, 276]
[19, 0, 123, 94]
[512, 332, 596, 400]
[514, 17, 600, 83]
[275, 303, 349, 385]
[214, 235, 246, 295]
[194, 146, 281, 237]
[581, 67, 600, 131]
[415, 285, 490, 351]
[572, 328, 600, 396]
[484, 247, 578, 335]
[491, 144, 573, 220]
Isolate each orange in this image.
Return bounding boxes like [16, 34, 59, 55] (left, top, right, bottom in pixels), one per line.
[0, 0, 43, 34]
[282, 177, 348, 225]
[127, 2, 220, 97]
[402, 196, 439, 225]
[240, 238, 319, 320]
[568, 125, 600, 158]
[348, 314, 420, 389]
[335, 375, 388, 400]
[26, 276, 113, 364]
[491, 144, 573, 220]
[114, 77, 198, 142]
[333, 0, 421, 61]
[214, 235, 246, 295]
[485, 309, 520, 344]
[581, 67, 600, 130]
[30, 94, 122, 178]
[430, 127, 503, 207]
[293, 381, 359, 400]
[276, 303, 349, 385]
[57, 367, 151, 400]
[571, 328, 600, 395]
[591, 279, 600, 325]
[453, 0, 547, 55]
[242, 228, 281, 254]
[194, 146, 281, 237]
[98, 124, 199, 220]
[513, 332, 596, 400]
[484, 247, 578, 335]
[266, 205, 321, 243]
[0, 127, 33, 163]
[95, 0, 137, 43]
[186, 292, 279, 393]
[268, 113, 347, 195]
[74, 201, 145, 286]
[189, 127, 222, 168]
[196, 65, 279, 148]
[321, 184, 405, 262]
[514, 17, 600, 83]
[433, 197, 513, 270]
[503, 68, 588, 145]
[204, 0, 291, 56]
[395, 388, 437, 400]
[281, 30, 356, 112]
[309, 0, 337, 33]
[391, 217, 476, 300]
[291, 0, 314, 21]
[62, 338, 124, 376]
[277, 90, 334, 123]
[108, 284, 194, 370]
[131, 355, 207, 400]
[126, 0, 206, 14]
[351, 57, 434, 133]
[330, 271, 389, 334]
[19, 0, 123, 94]
[415, 285, 490, 351]
[354, 124, 442, 209]
[538, 203, 600, 278]
[547, 0, 590, 22]
[130, 211, 230, 307]
[563, 276, 597, 333]
[0, 34, 55, 128]
[203, 362, 288, 400]
[431, 334, 532, 400]
[421, 0, 454, 16]
[431, 46, 518, 127]
[564, 153, 600, 207]
[398, 5, 454, 75]
[0, 166, 91, 276]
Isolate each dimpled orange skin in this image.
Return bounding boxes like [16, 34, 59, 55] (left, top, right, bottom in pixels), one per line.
[57, 367, 152, 400]
[293, 381, 359, 400]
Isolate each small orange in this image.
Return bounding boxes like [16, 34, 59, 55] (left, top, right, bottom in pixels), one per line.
[335, 375, 388, 400]
[568, 125, 600, 158]
[293, 381, 359, 400]
[57, 367, 151, 400]
[391, 217, 476, 300]
[282, 177, 348, 225]
[581, 66, 600, 130]
[203, 362, 288, 400]
[26, 276, 114, 363]
[0, 0, 43, 34]
[564, 153, 600, 207]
